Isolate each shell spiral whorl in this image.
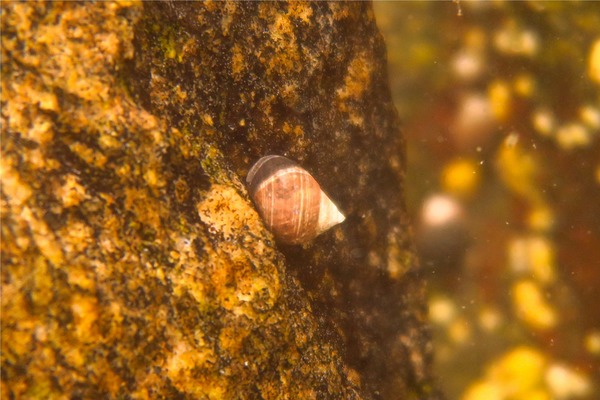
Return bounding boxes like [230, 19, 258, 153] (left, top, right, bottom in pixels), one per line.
[246, 155, 345, 244]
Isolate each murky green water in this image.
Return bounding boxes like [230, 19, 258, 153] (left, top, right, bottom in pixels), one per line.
[374, 2, 600, 399]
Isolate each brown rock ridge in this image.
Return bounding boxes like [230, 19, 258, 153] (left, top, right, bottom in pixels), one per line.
[1, 2, 440, 398]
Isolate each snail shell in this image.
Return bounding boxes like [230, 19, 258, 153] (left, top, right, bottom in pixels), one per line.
[246, 155, 346, 244]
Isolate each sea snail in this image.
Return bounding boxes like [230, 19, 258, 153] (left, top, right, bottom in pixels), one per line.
[246, 155, 346, 244]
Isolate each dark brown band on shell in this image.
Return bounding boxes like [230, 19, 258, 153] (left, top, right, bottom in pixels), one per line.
[246, 155, 297, 192]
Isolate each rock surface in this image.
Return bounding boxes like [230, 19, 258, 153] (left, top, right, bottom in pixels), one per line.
[1, 2, 438, 398]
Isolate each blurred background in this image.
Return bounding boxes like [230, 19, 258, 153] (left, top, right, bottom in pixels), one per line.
[373, 2, 600, 399]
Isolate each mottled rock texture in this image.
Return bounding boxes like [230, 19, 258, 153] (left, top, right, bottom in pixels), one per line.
[1, 1, 438, 399]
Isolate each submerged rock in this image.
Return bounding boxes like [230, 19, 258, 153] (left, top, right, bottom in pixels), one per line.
[1, 2, 439, 398]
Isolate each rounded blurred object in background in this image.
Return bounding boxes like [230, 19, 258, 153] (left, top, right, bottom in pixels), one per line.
[417, 194, 469, 270]
[441, 158, 481, 199]
[451, 92, 496, 151]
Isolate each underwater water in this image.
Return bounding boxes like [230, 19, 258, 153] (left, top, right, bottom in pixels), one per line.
[374, 2, 600, 399]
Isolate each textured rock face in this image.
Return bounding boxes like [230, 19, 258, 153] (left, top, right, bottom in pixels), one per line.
[1, 2, 438, 399]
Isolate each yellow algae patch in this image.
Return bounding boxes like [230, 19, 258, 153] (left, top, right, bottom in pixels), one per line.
[134, 109, 160, 132]
[462, 381, 503, 400]
[69, 142, 108, 168]
[429, 296, 457, 327]
[588, 39, 600, 84]
[463, 346, 548, 400]
[512, 279, 557, 330]
[441, 158, 480, 199]
[532, 108, 556, 136]
[231, 44, 245, 78]
[21, 148, 58, 172]
[26, 116, 55, 145]
[580, 104, 600, 130]
[166, 338, 216, 372]
[30, 6, 115, 101]
[94, 358, 124, 396]
[336, 51, 373, 126]
[448, 317, 472, 345]
[71, 294, 100, 344]
[143, 168, 166, 189]
[488, 80, 512, 122]
[63, 346, 86, 369]
[508, 236, 556, 284]
[98, 133, 120, 150]
[219, 325, 250, 355]
[20, 207, 64, 266]
[527, 205, 555, 232]
[123, 187, 163, 230]
[55, 174, 89, 208]
[556, 123, 591, 150]
[33, 89, 60, 112]
[66, 264, 97, 292]
[496, 133, 544, 206]
[513, 73, 536, 98]
[30, 257, 54, 307]
[165, 339, 225, 398]
[226, 273, 276, 317]
[337, 52, 372, 103]
[4, 78, 56, 144]
[168, 234, 211, 310]
[386, 237, 412, 280]
[386, 243, 403, 280]
[195, 184, 282, 318]
[490, 347, 546, 394]
[257, 4, 303, 77]
[60, 219, 94, 255]
[269, 11, 295, 44]
[197, 184, 264, 241]
[0, 162, 33, 207]
[2, 314, 36, 362]
[282, 122, 304, 137]
[171, 270, 210, 312]
[96, 32, 121, 58]
[526, 237, 556, 284]
[209, 256, 249, 315]
[494, 22, 539, 57]
[546, 363, 591, 399]
[201, 113, 214, 127]
[584, 331, 600, 355]
[288, 2, 313, 24]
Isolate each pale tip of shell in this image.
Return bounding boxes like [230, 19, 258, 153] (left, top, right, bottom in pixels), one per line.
[317, 192, 346, 234]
